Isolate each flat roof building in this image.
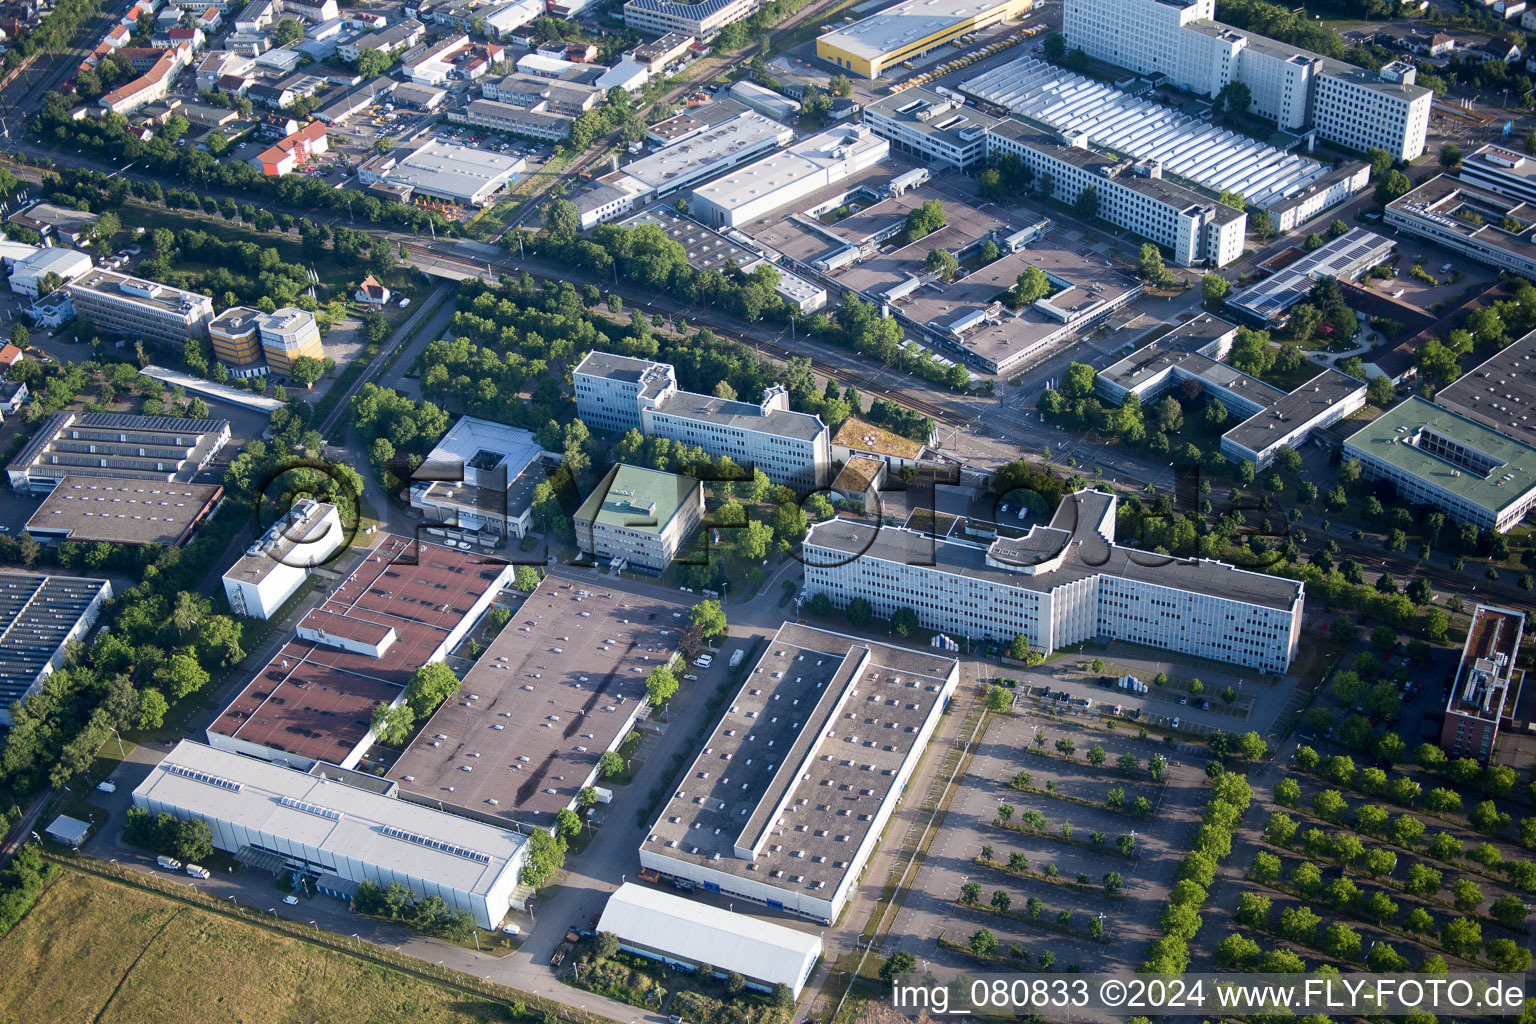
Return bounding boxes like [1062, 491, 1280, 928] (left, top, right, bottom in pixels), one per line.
[1458, 142, 1536, 206]
[409, 415, 547, 541]
[729, 80, 801, 122]
[25, 478, 223, 546]
[817, 0, 1033, 78]
[1342, 396, 1536, 533]
[8, 411, 231, 494]
[0, 572, 112, 723]
[135, 739, 529, 929]
[66, 269, 215, 345]
[573, 462, 704, 572]
[805, 488, 1305, 674]
[1384, 174, 1536, 280]
[211, 534, 515, 769]
[863, 87, 1000, 172]
[1434, 328, 1536, 448]
[690, 124, 890, 229]
[627, 32, 696, 73]
[336, 17, 424, 61]
[623, 0, 758, 39]
[221, 498, 345, 619]
[1441, 604, 1525, 765]
[574, 350, 831, 491]
[464, 100, 572, 141]
[387, 574, 686, 827]
[1227, 227, 1396, 323]
[383, 140, 526, 207]
[639, 623, 959, 922]
[7, 247, 93, 299]
[598, 884, 823, 997]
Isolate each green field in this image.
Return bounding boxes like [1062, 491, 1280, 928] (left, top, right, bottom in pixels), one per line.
[0, 869, 519, 1024]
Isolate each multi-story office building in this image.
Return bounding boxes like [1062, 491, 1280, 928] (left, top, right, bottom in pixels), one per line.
[1384, 175, 1536, 279]
[222, 498, 344, 618]
[337, 17, 424, 62]
[463, 99, 571, 141]
[573, 463, 704, 572]
[1062, 0, 1431, 159]
[258, 306, 323, 375]
[983, 122, 1246, 266]
[574, 351, 831, 491]
[408, 415, 548, 540]
[1342, 397, 1536, 533]
[67, 270, 214, 345]
[1440, 604, 1525, 764]
[862, 88, 998, 172]
[1457, 142, 1536, 205]
[622, 0, 758, 39]
[1434, 328, 1536, 449]
[134, 739, 530, 928]
[817, 0, 1033, 78]
[209, 305, 323, 376]
[804, 489, 1305, 674]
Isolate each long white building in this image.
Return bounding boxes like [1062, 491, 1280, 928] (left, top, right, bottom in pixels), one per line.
[984, 122, 1246, 266]
[691, 125, 889, 229]
[805, 489, 1304, 674]
[1061, 0, 1431, 159]
[574, 350, 831, 490]
[133, 740, 530, 929]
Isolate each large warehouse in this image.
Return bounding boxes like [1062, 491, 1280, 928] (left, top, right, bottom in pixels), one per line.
[638, 623, 960, 923]
[384, 141, 526, 207]
[0, 572, 112, 723]
[25, 477, 223, 547]
[690, 124, 890, 229]
[7, 411, 232, 494]
[134, 740, 530, 929]
[817, 0, 1033, 78]
[597, 884, 823, 997]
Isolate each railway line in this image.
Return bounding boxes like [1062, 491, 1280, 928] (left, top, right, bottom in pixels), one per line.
[398, 238, 971, 429]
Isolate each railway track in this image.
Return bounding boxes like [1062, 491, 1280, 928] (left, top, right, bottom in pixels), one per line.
[399, 239, 971, 429]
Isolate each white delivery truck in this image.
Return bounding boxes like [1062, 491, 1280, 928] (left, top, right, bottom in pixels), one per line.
[185, 864, 211, 879]
[157, 855, 182, 871]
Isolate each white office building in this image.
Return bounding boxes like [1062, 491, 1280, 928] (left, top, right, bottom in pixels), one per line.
[690, 125, 890, 229]
[133, 740, 530, 929]
[862, 88, 999, 171]
[622, 0, 758, 39]
[1061, 0, 1431, 159]
[804, 489, 1305, 674]
[222, 499, 344, 618]
[574, 350, 831, 490]
[984, 122, 1247, 266]
[408, 415, 548, 540]
[66, 269, 214, 344]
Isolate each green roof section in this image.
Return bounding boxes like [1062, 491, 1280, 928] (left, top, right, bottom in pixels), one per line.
[1344, 396, 1536, 514]
[575, 463, 701, 536]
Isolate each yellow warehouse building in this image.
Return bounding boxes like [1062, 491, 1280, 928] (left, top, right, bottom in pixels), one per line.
[816, 0, 1032, 78]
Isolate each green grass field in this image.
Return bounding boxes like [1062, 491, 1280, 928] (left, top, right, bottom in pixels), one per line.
[0, 870, 517, 1024]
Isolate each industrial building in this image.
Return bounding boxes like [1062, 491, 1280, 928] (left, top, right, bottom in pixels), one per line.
[626, 32, 695, 73]
[408, 415, 548, 542]
[8, 411, 232, 494]
[1061, 0, 1431, 160]
[1434, 328, 1536, 449]
[337, 16, 424, 62]
[576, 111, 792, 229]
[221, 498, 345, 619]
[597, 884, 823, 997]
[210, 534, 515, 770]
[0, 572, 113, 723]
[816, 0, 1033, 78]
[25, 478, 223, 547]
[6, 248, 93, 299]
[1095, 313, 1368, 468]
[862, 88, 1001, 172]
[209, 305, 324, 376]
[134, 740, 530, 929]
[616, 206, 828, 312]
[690, 125, 890, 229]
[573, 462, 704, 572]
[382, 141, 526, 207]
[961, 57, 1370, 230]
[66, 269, 215, 345]
[728, 80, 801, 121]
[984, 121, 1247, 267]
[622, 0, 759, 39]
[463, 100, 572, 141]
[1226, 228, 1396, 323]
[804, 489, 1305, 674]
[574, 351, 831, 490]
[1441, 604, 1526, 765]
[1384, 174, 1536, 280]
[387, 574, 684, 827]
[1342, 397, 1536, 533]
[639, 623, 960, 922]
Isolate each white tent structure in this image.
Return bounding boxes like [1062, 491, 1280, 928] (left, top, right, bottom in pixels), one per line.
[596, 883, 823, 996]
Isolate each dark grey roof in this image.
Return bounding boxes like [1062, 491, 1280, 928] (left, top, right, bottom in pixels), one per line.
[1222, 368, 1366, 453]
[1434, 327, 1536, 448]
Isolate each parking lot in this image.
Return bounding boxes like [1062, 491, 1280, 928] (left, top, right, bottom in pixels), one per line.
[881, 711, 1210, 977]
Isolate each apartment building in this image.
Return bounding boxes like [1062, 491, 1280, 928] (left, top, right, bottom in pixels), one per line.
[1342, 396, 1536, 533]
[622, 0, 758, 39]
[983, 122, 1247, 266]
[1441, 604, 1526, 764]
[1062, 0, 1431, 159]
[66, 270, 214, 345]
[573, 462, 704, 572]
[804, 489, 1305, 674]
[574, 351, 831, 491]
